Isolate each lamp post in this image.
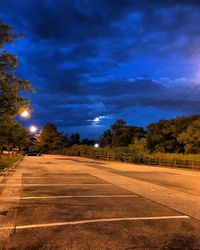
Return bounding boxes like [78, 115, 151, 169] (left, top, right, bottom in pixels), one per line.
[94, 143, 99, 158]
[29, 125, 38, 151]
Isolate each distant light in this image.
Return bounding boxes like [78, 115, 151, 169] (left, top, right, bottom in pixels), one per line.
[29, 125, 37, 133]
[94, 143, 99, 148]
[20, 109, 30, 118]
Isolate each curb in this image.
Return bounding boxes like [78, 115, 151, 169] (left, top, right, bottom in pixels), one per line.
[0, 155, 23, 183]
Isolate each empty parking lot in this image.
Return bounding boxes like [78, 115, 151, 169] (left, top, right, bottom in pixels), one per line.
[0, 155, 200, 249]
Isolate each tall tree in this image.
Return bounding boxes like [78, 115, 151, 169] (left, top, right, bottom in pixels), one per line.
[111, 119, 126, 147]
[111, 120, 144, 147]
[69, 133, 80, 145]
[81, 138, 95, 145]
[178, 119, 200, 153]
[146, 115, 200, 153]
[99, 129, 112, 147]
[0, 115, 29, 152]
[99, 120, 144, 147]
[36, 123, 68, 153]
[146, 120, 169, 153]
[0, 20, 32, 117]
[0, 20, 32, 151]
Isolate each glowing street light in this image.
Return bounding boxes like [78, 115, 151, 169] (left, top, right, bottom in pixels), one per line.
[19, 108, 30, 118]
[94, 143, 99, 148]
[29, 125, 37, 133]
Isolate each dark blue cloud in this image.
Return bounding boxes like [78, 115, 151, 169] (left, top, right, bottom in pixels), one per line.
[1, 0, 200, 137]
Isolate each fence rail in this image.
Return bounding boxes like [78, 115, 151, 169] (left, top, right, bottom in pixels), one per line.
[65, 150, 200, 170]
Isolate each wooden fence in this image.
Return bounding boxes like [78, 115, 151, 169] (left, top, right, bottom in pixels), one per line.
[90, 152, 200, 169]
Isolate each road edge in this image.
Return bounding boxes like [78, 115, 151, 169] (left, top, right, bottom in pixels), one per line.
[0, 155, 23, 183]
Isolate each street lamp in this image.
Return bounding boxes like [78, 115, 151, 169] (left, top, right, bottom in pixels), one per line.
[94, 143, 99, 148]
[19, 108, 31, 119]
[19, 108, 31, 128]
[29, 125, 37, 134]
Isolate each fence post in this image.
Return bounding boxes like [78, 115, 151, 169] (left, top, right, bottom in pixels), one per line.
[107, 152, 109, 161]
[192, 160, 194, 169]
[174, 159, 176, 167]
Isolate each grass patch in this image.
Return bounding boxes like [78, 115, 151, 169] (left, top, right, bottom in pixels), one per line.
[0, 154, 21, 171]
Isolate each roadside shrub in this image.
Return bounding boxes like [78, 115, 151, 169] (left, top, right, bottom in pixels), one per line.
[64, 144, 200, 169]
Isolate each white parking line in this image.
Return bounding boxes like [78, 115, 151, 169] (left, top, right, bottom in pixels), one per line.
[20, 172, 88, 174]
[0, 195, 139, 201]
[4, 176, 91, 179]
[25, 194, 139, 199]
[0, 183, 112, 187]
[0, 215, 189, 230]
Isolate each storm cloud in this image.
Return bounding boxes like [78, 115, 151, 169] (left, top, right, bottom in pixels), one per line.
[1, 0, 200, 137]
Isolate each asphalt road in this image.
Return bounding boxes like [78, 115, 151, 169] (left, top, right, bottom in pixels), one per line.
[0, 155, 200, 250]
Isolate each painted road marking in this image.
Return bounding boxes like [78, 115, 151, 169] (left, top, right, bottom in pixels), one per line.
[0, 195, 139, 201]
[19, 172, 88, 174]
[0, 183, 112, 187]
[0, 216, 189, 230]
[4, 176, 93, 179]
[8, 173, 89, 176]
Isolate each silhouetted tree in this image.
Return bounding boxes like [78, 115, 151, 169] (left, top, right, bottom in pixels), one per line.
[178, 118, 200, 153]
[0, 20, 32, 151]
[0, 20, 32, 117]
[69, 133, 80, 145]
[111, 120, 144, 147]
[81, 138, 95, 145]
[99, 120, 144, 147]
[99, 129, 112, 147]
[0, 116, 29, 152]
[146, 115, 200, 153]
[36, 123, 68, 153]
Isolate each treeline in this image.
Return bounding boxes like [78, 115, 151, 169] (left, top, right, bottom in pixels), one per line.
[99, 115, 200, 154]
[32, 123, 95, 153]
[33, 114, 200, 155]
[64, 115, 200, 168]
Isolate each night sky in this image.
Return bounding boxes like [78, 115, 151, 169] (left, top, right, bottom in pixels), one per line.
[1, 0, 200, 138]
